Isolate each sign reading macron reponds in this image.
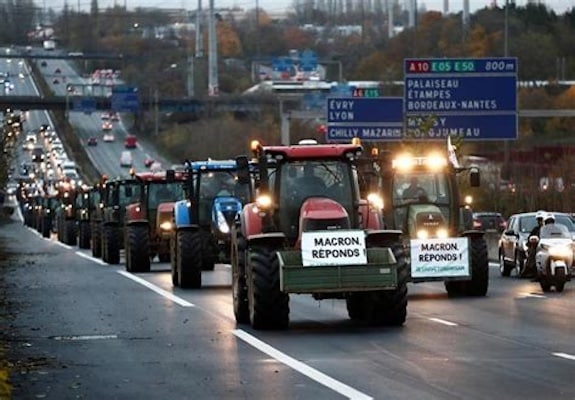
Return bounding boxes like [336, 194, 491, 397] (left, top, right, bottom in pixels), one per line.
[410, 237, 470, 278]
[301, 230, 367, 267]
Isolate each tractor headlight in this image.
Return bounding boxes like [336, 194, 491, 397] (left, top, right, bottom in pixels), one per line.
[417, 229, 429, 239]
[255, 194, 272, 209]
[160, 221, 173, 231]
[367, 193, 383, 210]
[216, 210, 230, 234]
[436, 228, 448, 239]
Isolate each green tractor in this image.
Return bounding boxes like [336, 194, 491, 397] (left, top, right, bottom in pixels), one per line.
[98, 177, 141, 264]
[377, 145, 488, 297]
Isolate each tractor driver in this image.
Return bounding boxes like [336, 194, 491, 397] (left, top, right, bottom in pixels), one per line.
[402, 176, 428, 202]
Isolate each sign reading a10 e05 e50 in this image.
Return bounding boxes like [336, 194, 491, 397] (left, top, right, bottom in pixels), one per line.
[403, 58, 518, 140]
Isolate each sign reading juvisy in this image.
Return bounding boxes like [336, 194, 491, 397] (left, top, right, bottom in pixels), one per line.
[301, 230, 367, 267]
[404, 58, 518, 140]
[326, 97, 403, 142]
[410, 237, 470, 278]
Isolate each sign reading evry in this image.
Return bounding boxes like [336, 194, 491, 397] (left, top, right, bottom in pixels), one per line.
[403, 58, 518, 140]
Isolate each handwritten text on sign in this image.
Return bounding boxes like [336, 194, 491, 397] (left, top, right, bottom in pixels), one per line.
[301, 230, 367, 267]
[410, 237, 470, 278]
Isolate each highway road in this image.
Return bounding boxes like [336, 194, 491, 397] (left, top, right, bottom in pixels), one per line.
[33, 55, 172, 179]
[4, 50, 575, 400]
[3, 214, 575, 399]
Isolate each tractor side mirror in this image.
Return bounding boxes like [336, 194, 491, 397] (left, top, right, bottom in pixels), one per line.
[236, 155, 250, 185]
[469, 167, 480, 187]
[166, 169, 175, 183]
[125, 186, 133, 197]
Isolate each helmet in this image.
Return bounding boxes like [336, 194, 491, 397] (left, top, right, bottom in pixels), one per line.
[544, 213, 555, 224]
[535, 210, 546, 220]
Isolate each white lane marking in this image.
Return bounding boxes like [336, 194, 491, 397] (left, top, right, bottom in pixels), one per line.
[517, 293, 546, 299]
[15, 205, 23, 222]
[51, 240, 72, 250]
[116, 270, 195, 307]
[553, 352, 575, 361]
[233, 329, 373, 400]
[75, 251, 107, 266]
[53, 334, 118, 341]
[428, 318, 458, 327]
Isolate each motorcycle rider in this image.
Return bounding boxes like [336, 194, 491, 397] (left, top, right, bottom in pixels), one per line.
[523, 210, 546, 278]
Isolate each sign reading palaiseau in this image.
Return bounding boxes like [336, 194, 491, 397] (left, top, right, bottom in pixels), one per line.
[410, 237, 470, 278]
[301, 230, 367, 267]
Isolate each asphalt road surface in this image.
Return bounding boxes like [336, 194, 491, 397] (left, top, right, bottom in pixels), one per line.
[2, 205, 575, 400]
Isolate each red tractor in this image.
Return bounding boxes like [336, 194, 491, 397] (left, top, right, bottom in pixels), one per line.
[231, 140, 408, 330]
[123, 170, 186, 272]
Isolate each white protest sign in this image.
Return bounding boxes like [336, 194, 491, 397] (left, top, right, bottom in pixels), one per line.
[410, 237, 470, 278]
[301, 230, 367, 267]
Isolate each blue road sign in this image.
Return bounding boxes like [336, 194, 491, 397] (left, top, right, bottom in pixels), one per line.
[111, 85, 139, 112]
[326, 97, 403, 142]
[299, 49, 318, 71]
[72, 97, 97, 113]
[330, 83, 353, 97]
[272, 57, 293, 72]
[404, 57, 518, 140]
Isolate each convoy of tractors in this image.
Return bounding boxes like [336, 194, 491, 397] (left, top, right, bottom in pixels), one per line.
[19, 138, 488, 330]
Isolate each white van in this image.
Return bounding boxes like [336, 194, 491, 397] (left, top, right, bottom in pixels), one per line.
[120, 151, 133, 167]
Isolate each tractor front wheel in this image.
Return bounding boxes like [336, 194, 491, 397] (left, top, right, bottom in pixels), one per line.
[177, 230, 202, 289]
[248, 246, 289, 330]
[126, 225, 150, 273]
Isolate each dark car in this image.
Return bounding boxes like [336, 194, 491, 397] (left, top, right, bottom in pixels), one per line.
[498, 211, 575, 277]
[473, 212, 506, 233]
[87, 137, 98, 146]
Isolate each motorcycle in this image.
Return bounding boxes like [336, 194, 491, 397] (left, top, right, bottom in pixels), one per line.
[531, 225, 573, 292]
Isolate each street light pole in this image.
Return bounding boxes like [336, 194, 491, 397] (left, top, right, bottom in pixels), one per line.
[503, 0, 510, 180]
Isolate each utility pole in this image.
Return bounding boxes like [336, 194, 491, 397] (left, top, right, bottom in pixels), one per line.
[503, 0, 510, 180]
[207, 0, 218, 96]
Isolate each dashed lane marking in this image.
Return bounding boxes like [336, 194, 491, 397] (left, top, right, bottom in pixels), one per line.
[233, 329, 373, 400]
[116, 270, 195, 307]
[517, 293, 546, 299]
[428, 318, 458, 327]
[553, 352, 575, 361]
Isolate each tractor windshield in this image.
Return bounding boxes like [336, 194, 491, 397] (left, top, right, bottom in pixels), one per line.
[391, 172, 452, 232]
[147, 182, 185, 209]
[118, 183, 141, 207]
[277, 160, 353, 239]
[197, 170, 247, 225]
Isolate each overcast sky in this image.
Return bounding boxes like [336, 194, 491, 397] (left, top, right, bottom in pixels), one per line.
[44, 0, 573, 15]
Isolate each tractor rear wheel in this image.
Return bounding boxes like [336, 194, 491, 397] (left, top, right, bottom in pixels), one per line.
[126, 225, 150, 273]
[64, 220, 77, 246]
[201, 230, 217, 271]
[231, 231, 249, 324]
[248, 246, 289, 330]
[177, 230, 202, 288]
[78, 221, 91, 249]
[364, 242, 408, 326]
[170, 234, 178, 286]
[465, 236, 489, 296]
[41, 217, 51, 238]
[104, 225, 120, 265]
[91, 223, 102, 258]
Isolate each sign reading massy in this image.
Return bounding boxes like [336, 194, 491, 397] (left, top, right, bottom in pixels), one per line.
[301, 230, 367, 267]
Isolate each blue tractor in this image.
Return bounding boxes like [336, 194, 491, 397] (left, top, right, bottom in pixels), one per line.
[171, 160, 251, 288]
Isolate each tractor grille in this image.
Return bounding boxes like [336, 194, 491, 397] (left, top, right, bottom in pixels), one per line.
[302, 217, 350, 232]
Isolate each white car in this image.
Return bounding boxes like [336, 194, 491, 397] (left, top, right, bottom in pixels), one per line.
[120, 151, 132, 167]
[103, 133, 115, 142]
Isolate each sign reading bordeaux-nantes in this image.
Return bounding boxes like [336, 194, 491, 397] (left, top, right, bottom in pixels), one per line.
[403, 58, 518, 140]
[326, 97, 403, 142]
